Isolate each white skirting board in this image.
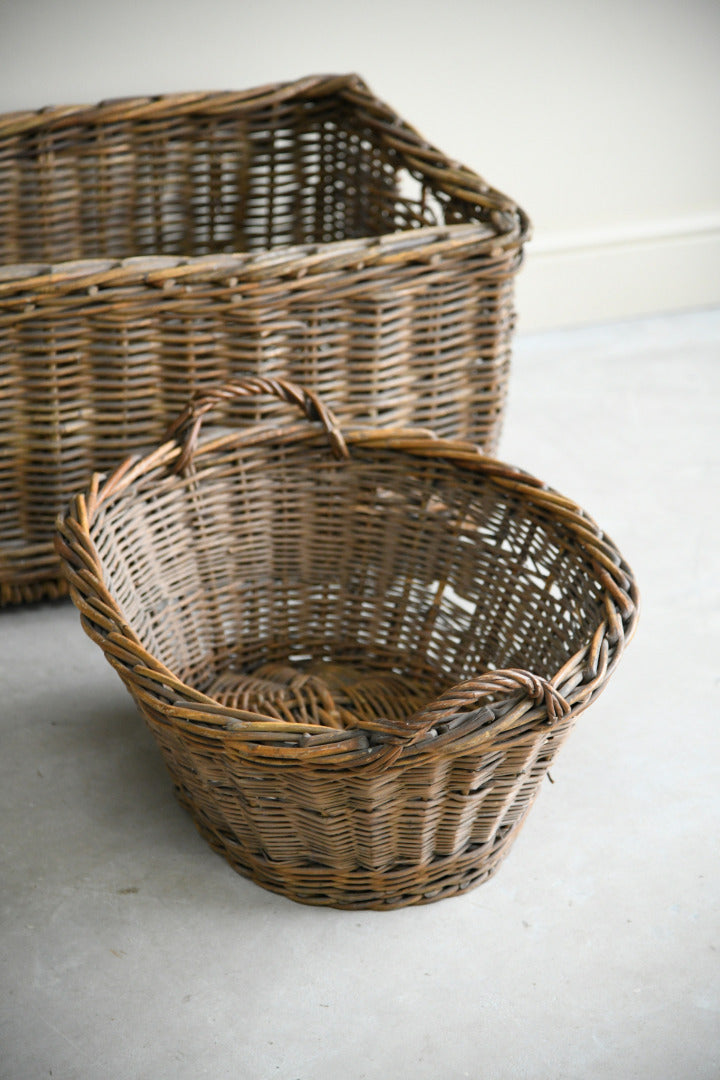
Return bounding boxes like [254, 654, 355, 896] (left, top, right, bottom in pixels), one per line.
[514, 213, 720, 332]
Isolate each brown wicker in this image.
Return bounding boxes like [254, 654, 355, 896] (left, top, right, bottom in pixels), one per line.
[0, 73, 529, 606]
[55, 377, 638, 910]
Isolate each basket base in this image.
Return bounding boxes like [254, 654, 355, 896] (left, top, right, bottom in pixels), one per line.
[206, 653, 446, 731]
[1, 573, 68, 607]
[180, 790, 520, 910]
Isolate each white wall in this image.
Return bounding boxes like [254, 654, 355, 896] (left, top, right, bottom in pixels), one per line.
[1, 0, 718, 331]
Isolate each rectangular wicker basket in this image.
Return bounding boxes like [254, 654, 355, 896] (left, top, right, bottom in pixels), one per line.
[0, 73, 529, 605]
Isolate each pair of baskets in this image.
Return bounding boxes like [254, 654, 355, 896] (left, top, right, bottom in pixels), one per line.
[5, 74, 638, 908]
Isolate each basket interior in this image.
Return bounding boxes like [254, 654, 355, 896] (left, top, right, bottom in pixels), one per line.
[90, 435, 607, 729]
[1, 90, 492, 267]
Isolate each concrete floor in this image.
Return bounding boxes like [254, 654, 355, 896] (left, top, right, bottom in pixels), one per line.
[1, 308, 719, 1080]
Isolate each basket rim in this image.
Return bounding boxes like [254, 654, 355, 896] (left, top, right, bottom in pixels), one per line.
[0, 220, 526, 295]
[55, 407, 639, 768]
[0, 74, 364, 133]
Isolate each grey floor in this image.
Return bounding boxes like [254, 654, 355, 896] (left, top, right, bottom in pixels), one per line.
[2, 308, 719, 1080]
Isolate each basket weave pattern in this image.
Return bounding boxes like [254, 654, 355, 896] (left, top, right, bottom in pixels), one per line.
[56, 379, 638, 909]
[0, 74, 528, 605]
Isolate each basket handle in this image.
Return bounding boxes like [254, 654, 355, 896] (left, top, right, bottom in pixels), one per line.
[406, 668, 572, 738]
[166, 376, 350, 472]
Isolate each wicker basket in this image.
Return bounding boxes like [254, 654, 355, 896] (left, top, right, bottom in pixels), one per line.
[56, 378, 638, 910]
[0, 73, 529, 606]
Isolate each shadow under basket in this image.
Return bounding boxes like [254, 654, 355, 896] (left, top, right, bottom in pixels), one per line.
[0, 72, 529, 606]
[56, 378, 638, 909]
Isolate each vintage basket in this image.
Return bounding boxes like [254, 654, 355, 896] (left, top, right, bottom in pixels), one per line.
[0, 72, 529, 606]
[55, 378, 638, 910]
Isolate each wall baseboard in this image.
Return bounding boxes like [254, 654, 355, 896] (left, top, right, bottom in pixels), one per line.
[514, 214, 720, 332]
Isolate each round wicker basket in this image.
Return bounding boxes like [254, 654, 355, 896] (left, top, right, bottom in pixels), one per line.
[56, 378, 638, 909]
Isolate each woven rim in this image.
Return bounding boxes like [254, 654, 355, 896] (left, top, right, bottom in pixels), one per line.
[0, 221, 525, 293]
[55, 377, 638, 771]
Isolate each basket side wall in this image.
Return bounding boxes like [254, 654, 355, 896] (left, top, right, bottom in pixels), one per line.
[0, 90, 501, 265]
[1, 257, 516, 604]
[122, 675, 578, 909]
[0, 99, 399, 263]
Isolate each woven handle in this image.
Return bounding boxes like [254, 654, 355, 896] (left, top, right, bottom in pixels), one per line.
[407, 668, 572, 739]
[167, 376, 350, 472]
